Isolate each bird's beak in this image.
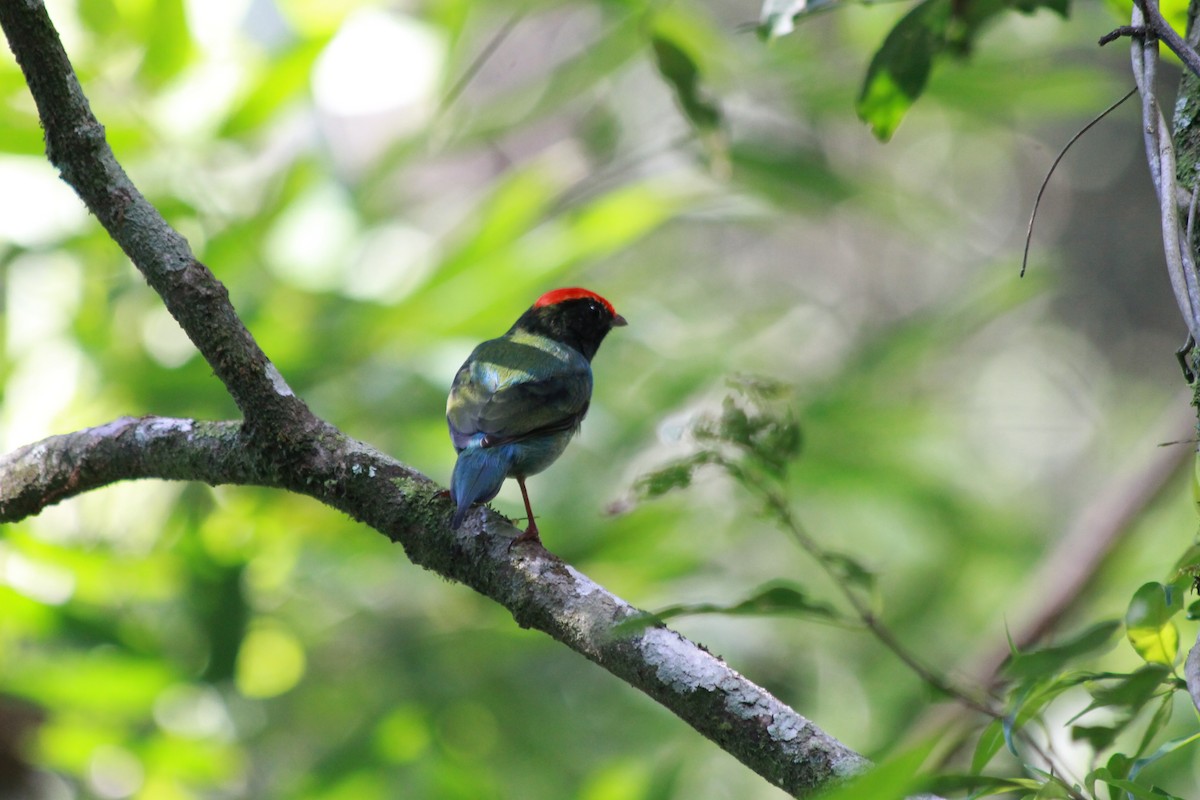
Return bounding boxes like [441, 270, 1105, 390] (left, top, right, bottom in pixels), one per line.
[612, 314, 628, 327]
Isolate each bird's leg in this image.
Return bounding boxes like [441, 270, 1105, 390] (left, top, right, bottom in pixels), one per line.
[508, 477, 541, 548]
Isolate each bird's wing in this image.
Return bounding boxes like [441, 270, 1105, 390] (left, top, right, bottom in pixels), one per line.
[447, 336, 593, 449]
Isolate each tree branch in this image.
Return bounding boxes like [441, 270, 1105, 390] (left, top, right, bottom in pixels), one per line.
[0, 2, 944, 796]
[0, 417, 252, 520]
[0, 0, 311, 440]
[1135, 0, 1200, 79]
[1130, 1, 1200, 338]
[1, 418, 893, 798]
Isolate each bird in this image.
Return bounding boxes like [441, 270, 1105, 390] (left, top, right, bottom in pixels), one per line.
[446, 287, 627, 545]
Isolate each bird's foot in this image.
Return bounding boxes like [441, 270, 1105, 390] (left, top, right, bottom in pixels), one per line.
[507, 522, 541, 550]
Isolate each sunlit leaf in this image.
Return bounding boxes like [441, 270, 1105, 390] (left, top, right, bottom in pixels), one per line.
[1126, 582, 1182, 666]
[436, 167, 561, 281]
[77, 0, 120, 36]
[221, 38, 330, 137]
[857, 0, 951, 141]
[235, 622, 307, 698]
[137, 0, 194, 87]
[374, 706, 431, 764]
[857, 0, 1069, 139]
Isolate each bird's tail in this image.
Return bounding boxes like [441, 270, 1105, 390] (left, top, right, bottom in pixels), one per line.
[450, 446, 512, 529]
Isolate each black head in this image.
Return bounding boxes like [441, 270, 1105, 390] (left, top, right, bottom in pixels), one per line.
[511, 287, 627, 361]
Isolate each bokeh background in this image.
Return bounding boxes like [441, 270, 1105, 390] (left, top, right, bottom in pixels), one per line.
[1, 0, 1197, 797]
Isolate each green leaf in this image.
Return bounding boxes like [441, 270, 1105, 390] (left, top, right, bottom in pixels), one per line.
[1003, 621, 1121, 680]
[970, 718, 1005, 773]
[929, 774, 1041, 795]
[1126, 582, 1183, 666]
[221, 38, 331, 137]
[1172, 542, 1200, 575]
[614, 581, 844, 635]
[1081, 665, 1171, 716]
[1134, 692, 1175, 759]
[1071, 723, 1121, 752]
[857, 0, 952, 141]
[725, 582, 841, 618]
[811, 743, 932, 800]
[1106, 751, 1133, 780]
[856, 0, 1070, 139]
[1089, 767, 1184, 800]
[820, 552, 876, 592]
[633, 453, 717, 501]
[1032, 774, 1075, 798]
[137, 0, 194, 87]
[729, 142, 856, 210]
[650, 34, 723, 134]
[1130, 730, 1200, 780]
[693, 391, 803, 478]
[1187, 599, 1200, 621]
[77, 0, 120, 36]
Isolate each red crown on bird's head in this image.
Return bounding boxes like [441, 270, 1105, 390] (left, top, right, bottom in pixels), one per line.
[534, 287, 618, 318]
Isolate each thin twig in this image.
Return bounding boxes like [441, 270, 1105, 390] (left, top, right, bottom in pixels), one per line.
[1099, 25, 1147, 46]
[760, 490, 998, 717]
[1136, 0, 1200, 78]
[1021, 87, 1137, 278]
[764, 488, 1093, 789]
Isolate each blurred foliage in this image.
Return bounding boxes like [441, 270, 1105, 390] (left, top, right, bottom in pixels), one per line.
[635, 384, 1200, 798]
[854, 0, 1069, 140]
[1, 0, 1199, 798]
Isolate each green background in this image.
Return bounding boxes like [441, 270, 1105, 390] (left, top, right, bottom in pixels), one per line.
[1, 0, 1196, 797]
